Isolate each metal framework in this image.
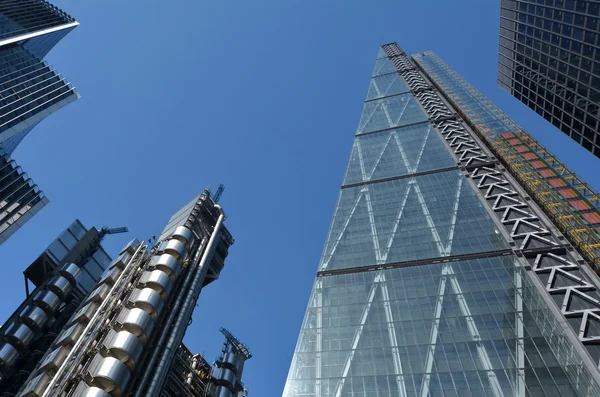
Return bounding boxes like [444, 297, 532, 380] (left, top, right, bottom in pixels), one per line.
[381, 42, 600, 395]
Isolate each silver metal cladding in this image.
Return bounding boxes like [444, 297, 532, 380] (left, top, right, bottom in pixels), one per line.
[4, 323, 35, 350]
[71, 383, 112, 397]
[39, 346, 68, 374]
[215, 386, 233, 397]
[20, 372, 51, 397]
[47, 275, 73, 300]
[98, 268, 122, 287]
[222, 352, 242, 374]
[114, 308, 154, 345]
[19, 306, 48, 332]
[85, 355, 131, 397]
[59, 263, 81, 286]
[161, 239, 187, 262]
[84, 284, 111, 305]
[149, 254, 181, 282]
[214, 367, 237, 389]
[127, 288, 164, 320]
[32, 290, 61, 315]
[171, 226, 193, 247]
[137, 270, 173, 299]
[100, 330, 143, 372]
[69, 302, 99, 326]
[0, 342, 20, 369]
[55, 323, 85, 347]
[108, 252, 130, 271]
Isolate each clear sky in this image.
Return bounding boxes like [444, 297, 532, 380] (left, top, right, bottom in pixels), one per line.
[0, 0, 598, 396]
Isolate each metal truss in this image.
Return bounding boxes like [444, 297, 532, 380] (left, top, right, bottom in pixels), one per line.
[381, 43, 600, 359]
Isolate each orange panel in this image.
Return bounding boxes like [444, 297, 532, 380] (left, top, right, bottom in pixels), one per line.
[522, 153, 536, 160]
[549, 179, 566, 187]
[559, 189, 577, 199]
[571, 200, 591, 211]
[502, 133, 514, 138]
[508, 139, 520, 145]
[540, 169, 555, 178]
[583, 212, 600, 224]
[516, 145, 528, 153]
[531, 161, 545, 169]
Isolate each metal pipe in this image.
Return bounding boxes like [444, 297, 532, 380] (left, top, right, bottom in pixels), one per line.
[130, 235, 208, 397]
[39, 242, 146, 397]
[142, 205, 224, 397]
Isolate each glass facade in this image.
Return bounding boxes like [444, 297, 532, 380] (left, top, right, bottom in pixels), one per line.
[0, 0, 79, 245]
[283, 46, 600, 397]
[497, 0, 600, 157]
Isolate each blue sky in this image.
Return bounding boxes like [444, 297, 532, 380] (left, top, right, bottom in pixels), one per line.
[0, 1, 598, 396]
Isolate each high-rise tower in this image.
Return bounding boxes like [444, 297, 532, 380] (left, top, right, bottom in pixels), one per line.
[2, 189, 249, 397]
[0, 0, 79, 244]
[283, 43, 600, 397]
[498, 0, 600, 157]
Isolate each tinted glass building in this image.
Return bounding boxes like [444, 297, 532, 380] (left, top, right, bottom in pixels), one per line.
[498, 0, 600, 157]
[283, 43, 600, 397]
[0, 0, 79, 245]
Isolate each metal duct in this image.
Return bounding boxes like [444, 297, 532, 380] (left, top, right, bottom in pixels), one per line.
[160, 239, 187, 261]
[222, 352, 242, 374]
[19, 306, 48, 332]
[215, 385, 233, 397]
[85, 355, 131, 397]
[114, 308, 154, 345]
[84, 284, 111, 305]
[71, 383, 112, 397]
[20, 372, 50, 397]
[55, 323, 85, 347]
[99, 268, 122, 287]
[213, 367, 236, 389]
[149, 254, 181, 281]
[32, 290, 61, 315]
[38, 346, 67, 374]
[0, 342, 20, 368]
[100, 330, 143, 371]
[59, 263, 81, 286]
[69, 302, 99, 326]
[108, 252, 130, 271]
[46, 276, 72, 300]
[5, 323, 35, 350]
[127, 288, 164, 320]
[171, 226, 193, 248]
[137, 270, 173, 299]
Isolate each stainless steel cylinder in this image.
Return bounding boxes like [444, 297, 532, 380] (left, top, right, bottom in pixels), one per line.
[137, 270, 173, 298]
[161, 239, 187, 261]
[222, 352, 241, 374]
[71, 383, 112, 397]
[171, 226, 193, 247]
[47, 275, 73, 300]
[19, 372, 50, 397]
[101, 330, 143, 371]
[19, 306, 48, 332]
[149, 254, 181, 281]
[33, 290, 61, 315]
[4, 323, 35, 350]
[214, 367, 237, 389]
[0, 342, 19, 368]
[114, 308, 154, 344]
[85, 355, 131, 397]
[39, 346, 68, 374]
[127, 288, 164, 320]
[216, 385, 233, 397]
[59, 263, 81, 286]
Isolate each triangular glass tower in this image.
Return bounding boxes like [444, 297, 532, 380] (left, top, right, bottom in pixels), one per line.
[282, 45, 600, 397]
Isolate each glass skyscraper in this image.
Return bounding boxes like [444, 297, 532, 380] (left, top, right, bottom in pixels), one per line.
[0, 0, 79, 245]
[498, 0, 600, 157]
[283, 43, 600, 397]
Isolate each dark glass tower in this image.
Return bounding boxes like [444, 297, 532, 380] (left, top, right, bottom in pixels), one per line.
[0, 0, 79, 245]
[283, 43, 600, 397]
[498, 0, 600, 157]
